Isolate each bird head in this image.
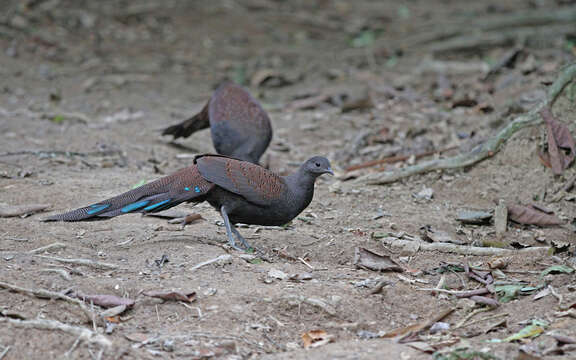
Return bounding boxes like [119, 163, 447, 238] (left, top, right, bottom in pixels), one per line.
[303, 156, 334, 177]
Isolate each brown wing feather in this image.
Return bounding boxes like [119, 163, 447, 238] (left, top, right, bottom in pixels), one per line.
[195, 155, 285, 206]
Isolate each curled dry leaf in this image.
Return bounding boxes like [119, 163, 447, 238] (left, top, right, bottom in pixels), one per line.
[301, 329, 334, 349]
[70, 292, 135, 308]
[353, 247, 403, 272]
[507, 204, 563, 226]
[100, 304, 128, 318]
[487, 256, 511, 270]
[0, 204, 51, 217]
[539, 107, 575, 175]
[143, 289, 196, 303]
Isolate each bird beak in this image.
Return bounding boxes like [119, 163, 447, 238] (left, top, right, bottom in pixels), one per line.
[325, 167, 334, 176]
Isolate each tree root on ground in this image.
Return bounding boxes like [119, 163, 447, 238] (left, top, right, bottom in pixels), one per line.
[353, 63, 576, 185]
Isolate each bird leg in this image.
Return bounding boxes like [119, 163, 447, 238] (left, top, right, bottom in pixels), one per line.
[220, 206, 251, 251]
[231, 226, 251, 249]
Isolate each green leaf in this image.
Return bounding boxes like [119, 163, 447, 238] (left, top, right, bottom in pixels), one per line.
[51, 115, 65, 124]
[540, 265, 574, 277]
[351, 30, 375, 48]
[502, 319, 547, 342]
[494, 284, 524, 302]
[131, 179, 147, 189]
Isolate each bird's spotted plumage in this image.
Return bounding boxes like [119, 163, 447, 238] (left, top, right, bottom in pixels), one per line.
[162, 82, 272, 164]
[45, 154, 332, 250]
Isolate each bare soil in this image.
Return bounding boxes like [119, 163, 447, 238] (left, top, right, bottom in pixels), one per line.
[1, 1, 575, 359]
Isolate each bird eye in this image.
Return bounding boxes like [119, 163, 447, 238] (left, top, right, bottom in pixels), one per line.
[315, 162, 320, 167]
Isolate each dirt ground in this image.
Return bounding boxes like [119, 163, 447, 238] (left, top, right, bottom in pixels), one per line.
[1, 0, 576, 359]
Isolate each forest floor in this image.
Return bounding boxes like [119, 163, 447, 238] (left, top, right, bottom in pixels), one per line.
[1, 0, 576, 359]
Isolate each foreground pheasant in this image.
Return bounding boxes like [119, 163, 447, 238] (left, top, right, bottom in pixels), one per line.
[162, 82, 272, 165]
[44, 155, 333, 250]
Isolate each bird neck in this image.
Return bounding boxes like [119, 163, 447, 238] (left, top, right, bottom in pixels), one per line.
[285, 166, 316, 194]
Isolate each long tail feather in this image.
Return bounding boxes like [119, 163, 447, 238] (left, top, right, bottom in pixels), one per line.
[162, 104, 209, 139]
[44, 166, 214, 222]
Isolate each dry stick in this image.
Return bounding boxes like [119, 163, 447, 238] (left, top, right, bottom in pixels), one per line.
[188, 254, 232, 271]
[455, 307, 491, 329]
[398, 7, 576, 50]
[35, 255, 119, 270]
[345, 145, 458, 172]
[28, 242, 67, 254]
[354, 63, 576, 185]
[458, 313, 509, 330]
[0, 346, 10, 360]
[426, 24, 575, 54]
[380, 237, 550, 256]
[0, 281, 93, 320]
[0, 318, 111, 347]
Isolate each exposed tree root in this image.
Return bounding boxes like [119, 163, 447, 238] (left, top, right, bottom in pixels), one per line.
[354, 63, 576, 185]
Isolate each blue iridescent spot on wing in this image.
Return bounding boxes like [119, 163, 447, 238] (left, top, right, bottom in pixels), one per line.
[143, 199, 171, 211]
[121, 200, 150, 213]
[87, 204, 110, 215]
[184, 187, 190, 191]
[194, 186, 201, 193]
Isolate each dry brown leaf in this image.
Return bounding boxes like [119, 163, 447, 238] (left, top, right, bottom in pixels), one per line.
[71, 292, 135, 308]
[301, 329, 334, 349]
[508, 204, 563, 226]
[0, 204, 51, 217]
[540, 107, 575, 175]
[353, 247, 403, 272]
[143, 289, 196, 303]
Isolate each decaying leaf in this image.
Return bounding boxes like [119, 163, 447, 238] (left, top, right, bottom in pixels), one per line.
[70, 292, 136, 308]
[502, 319, 548, 342]
[487, 256, 511, 270]
[540, 265, 574, 277]
[508, 204, 563, 226]
[301, 329, 334, 349]
[539, 107, 575, 175]
[143, 289, 196, 303]
[353, 247, 403, 272]
[100, 304, 128, 317]
[0, 203, 51, 217]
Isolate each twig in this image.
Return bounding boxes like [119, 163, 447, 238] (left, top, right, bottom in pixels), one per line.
[0, 281, 92, 320]
[380, 237, 550, 256]
[0, 318, 110, 347]
[426, 24, 574, 54]
[0, 346, 10, 360]
[455, 307, 491, 329]
[29, 242, 67, 254]
[188, 254, 232, 271]
[345, 145, 458, 172]
[65, 336, 82, 358]
[38, 268, 72, 281]
[297, 257, 315, 270]
[396, 7, 576, 50]
[456, 310, 508, 330]
[354, 63, 576, 185]
[35, 255, 119, 270]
